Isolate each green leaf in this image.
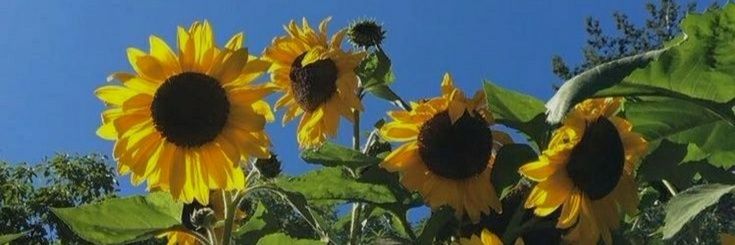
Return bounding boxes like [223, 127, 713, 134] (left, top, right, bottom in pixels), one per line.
[624, 98, 735, 168]
[607, 5, 735, 104]
[358, 166, 421, 207]
[259, 186, 328, 239]
[491, 144, 538, 196]
[357, 166, 421, 241]
[0, 232, 25, 244]
[624, 99, 721, 141]
[300, 142, 381, 169]
[256, 233, 323, 245]
[545, 47, 669, 123]
[277, 167, 397, 205]
[234, 202, 280, 244]
[663, 184, 735, 239]
[417, 206, 455, 245]
[668, 120, 735, 168]
[357, 49, 406, 107]
[638, 140, 697, 189]
[637, 140, 735, 189]
[365, 84, 401, 102]
[483, 81, 550, 147]
[483, 81, 546, 123]
[357, 49, 394, 89]
[51, 192, 183, 244]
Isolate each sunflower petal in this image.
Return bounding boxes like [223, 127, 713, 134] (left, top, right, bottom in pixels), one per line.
[216, 48, 249, 84]
[225, 32, 244, 50]
[149, 35, 181, 73]
[228, 84, 276, 106]
[95, 86, 138, 105]
[519, 158, 556, 182]
[557, 191, 581, 228]
[380, 122, 419, 142]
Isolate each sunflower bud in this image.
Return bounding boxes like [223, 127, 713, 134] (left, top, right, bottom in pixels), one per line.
[347, 19, 386, 48]
[181, 201, 205, 230]
[190, 207, 216, 229]
[366, 140, 392, 157]
[255, 153, 282, 179]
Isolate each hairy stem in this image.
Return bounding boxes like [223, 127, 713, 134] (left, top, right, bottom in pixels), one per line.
[348, 107, 364, 245]
[205, 226, 217, 245]
[662, 179, 678, 197]
[221, 191, 235, 245]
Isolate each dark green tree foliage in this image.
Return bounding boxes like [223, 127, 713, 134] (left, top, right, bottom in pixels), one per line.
[0, 153, 118, 244]
[551, 0, 706, 81]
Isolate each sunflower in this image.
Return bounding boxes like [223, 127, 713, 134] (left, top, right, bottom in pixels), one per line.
[95, 21, 274, 204]
[519, 98, 647, 244]
[458, 229, 504, 245]
[380, 73, 511, 222]
[263, 17, 365, 148]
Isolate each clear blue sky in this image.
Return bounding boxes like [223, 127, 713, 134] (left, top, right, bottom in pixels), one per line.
[0, 1, 695, 196]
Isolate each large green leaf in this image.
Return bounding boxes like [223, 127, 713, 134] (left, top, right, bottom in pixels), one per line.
[259, 186, 329, 240]
[624, 98, 721, 141]
[668, 120, 735, 155]
[608, 4, 735, 105]
[277, 167, 396, 205]
[0, 232, 25, 244]
[483, 81, 546, 122]
[483, 81, 549, 147]
[663, 184, 735, 239]
[358, 166, 421, 208]
[51, 192, 183, 244]
[638, 140, 735, 190]
[234, 202, 280, 244]
[637, 140, 693, 188]
[548, 5, 735, 125]
[625, 98, 735, 168]
[256, 233, 323, 245]
[491, 144, 538, 196]
[300, 142, 382, 169]
[545, 47, 668, 123]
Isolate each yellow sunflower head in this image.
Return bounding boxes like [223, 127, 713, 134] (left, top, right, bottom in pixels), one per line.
[457, 229, 503, 245]
[263, 17, 366, 148]
[519, 98, 648, 244]
[95, 20, 274, 204]
[380, 73, 511, 222]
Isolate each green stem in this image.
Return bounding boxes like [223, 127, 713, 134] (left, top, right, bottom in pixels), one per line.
[348, 107, 364, 245]
[662, 179, 678, 197]
[205, 226, 217, 245]
[395, 97, 412, 112]
[352, 109, 361, 152]
[221, 191, 235, 245]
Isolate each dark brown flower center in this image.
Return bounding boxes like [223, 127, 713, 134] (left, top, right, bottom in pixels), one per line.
[417, 111, 493, 180]
[151, 72, 229, 148]
[565, 116, 625, 200]
[289, 52, 338, 112]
